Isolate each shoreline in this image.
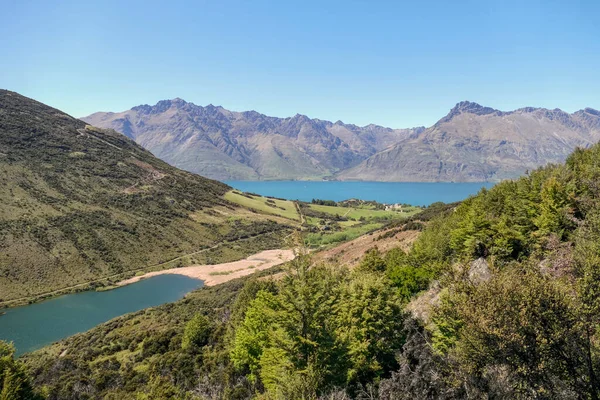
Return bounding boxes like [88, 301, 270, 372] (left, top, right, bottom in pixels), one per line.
[116, 249, 295, 287]
[0, 248, 295, 310]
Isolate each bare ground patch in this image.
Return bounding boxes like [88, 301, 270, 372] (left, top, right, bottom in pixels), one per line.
[314, 228, 420, 268]
[117, 249, 295, 287]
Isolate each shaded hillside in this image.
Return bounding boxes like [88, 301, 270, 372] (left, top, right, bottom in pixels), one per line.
[339, 101, 600, 181]
[0, 91, 290, 302]
[84, 100, 423, 180]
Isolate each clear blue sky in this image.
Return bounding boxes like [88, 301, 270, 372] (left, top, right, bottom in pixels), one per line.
[2, 0, 599, 128]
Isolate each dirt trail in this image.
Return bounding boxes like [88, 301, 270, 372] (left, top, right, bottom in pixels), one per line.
[117, 249, 295, 287]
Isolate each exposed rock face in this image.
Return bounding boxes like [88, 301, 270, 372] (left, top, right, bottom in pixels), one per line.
[84, 100, 423, 180]
[338, 103, 600, 182]
[468, 257, 492, 284]
[406, 281, 442, 324]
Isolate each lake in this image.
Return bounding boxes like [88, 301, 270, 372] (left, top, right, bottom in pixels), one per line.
[224, 181, 495, 206]
[0, 181, 491, 356]
[0, 275, 202, 355]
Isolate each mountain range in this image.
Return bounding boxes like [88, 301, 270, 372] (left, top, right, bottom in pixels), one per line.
[339, 102, 600, 181]
[84, 100, 600, 182]
[83, 101, 424, 180]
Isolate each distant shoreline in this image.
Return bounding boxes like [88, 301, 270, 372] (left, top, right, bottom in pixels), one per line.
[222, 181, 494, 206]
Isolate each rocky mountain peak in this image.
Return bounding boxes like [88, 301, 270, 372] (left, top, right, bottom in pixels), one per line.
[292, 113, 310, 121]
[452, 101, 500, 115]
[439, 101, 502, 124]
[131, 98, 191, 114]
[582, 107, 600, 116]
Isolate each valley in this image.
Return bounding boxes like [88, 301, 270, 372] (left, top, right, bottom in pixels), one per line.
[0, 91, 428, 363]
[3, 2, 599, 398]
[0, 90, 293, 305]
[4, 91, 600, 399]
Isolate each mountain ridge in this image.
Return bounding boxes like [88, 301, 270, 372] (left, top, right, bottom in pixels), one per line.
[84, 99, 600, 182]
[338, 101, 600, 181]
[83, 100, 425, 180]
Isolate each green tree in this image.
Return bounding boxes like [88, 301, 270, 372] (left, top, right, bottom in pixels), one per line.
[334, 271, 406, 386]
[383, 247, 407, 268]
[534, 174, 573, 238]
[0, 341, 40, 400]
[231, 255, 347, 396]
[357, 247, 386, 273]
[573, 210, 600, 397]
[181, 313, 212, 350]
[432, 266, 597, 398]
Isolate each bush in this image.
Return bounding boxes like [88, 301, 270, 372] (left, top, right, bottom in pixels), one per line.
[181, 313, 212, 350]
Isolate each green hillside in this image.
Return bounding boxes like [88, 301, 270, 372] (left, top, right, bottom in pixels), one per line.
[224, 191, 300, 220]
[16, 141, 600, 399]
[0, 91, 291, 305]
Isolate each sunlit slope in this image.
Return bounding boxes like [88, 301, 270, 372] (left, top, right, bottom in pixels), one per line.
[0, 91, 290, 303]
[224, 190, 301, 220]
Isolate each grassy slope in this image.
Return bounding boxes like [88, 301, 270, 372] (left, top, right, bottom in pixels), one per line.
[305, 222, 383, 246]
[302, 203, 422, 247]
[224, 190, 300, 220]
[224, 190, 423, 248]
[0, 91, 292, 304]
[307, 203, 420, 220]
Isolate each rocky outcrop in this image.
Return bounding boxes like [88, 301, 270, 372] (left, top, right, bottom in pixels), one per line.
[468, 257, 492, 284]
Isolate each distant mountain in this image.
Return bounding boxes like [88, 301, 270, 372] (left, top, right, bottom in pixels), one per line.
[83, 100, 424, 180]
[338, 101, 600, 181]
[85, 100, 600, 182]
[0, 91, 288, 302]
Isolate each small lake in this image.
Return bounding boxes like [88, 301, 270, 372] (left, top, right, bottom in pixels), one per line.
[0, 274, 202, 355]
[224, 181, 495, 206]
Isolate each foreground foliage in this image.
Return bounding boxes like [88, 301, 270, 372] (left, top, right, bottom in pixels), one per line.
[0, 342, 41, 400]
[231, 254, 406, 398]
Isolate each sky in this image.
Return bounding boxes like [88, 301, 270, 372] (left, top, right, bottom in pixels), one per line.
[2, 0, 599, 128]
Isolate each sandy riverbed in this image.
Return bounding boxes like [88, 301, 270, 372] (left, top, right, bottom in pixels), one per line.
[117, 249, 295, 287]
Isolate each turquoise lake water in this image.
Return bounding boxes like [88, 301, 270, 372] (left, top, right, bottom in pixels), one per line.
[0, 275, 202, 355]
[224, 181, 495, 206]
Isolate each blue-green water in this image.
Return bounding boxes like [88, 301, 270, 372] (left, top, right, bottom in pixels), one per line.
[0, 275, 202, 355]
[224, 181, 494, 206]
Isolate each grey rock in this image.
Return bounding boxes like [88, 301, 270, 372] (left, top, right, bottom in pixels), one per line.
[468, 257, 492, 284]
